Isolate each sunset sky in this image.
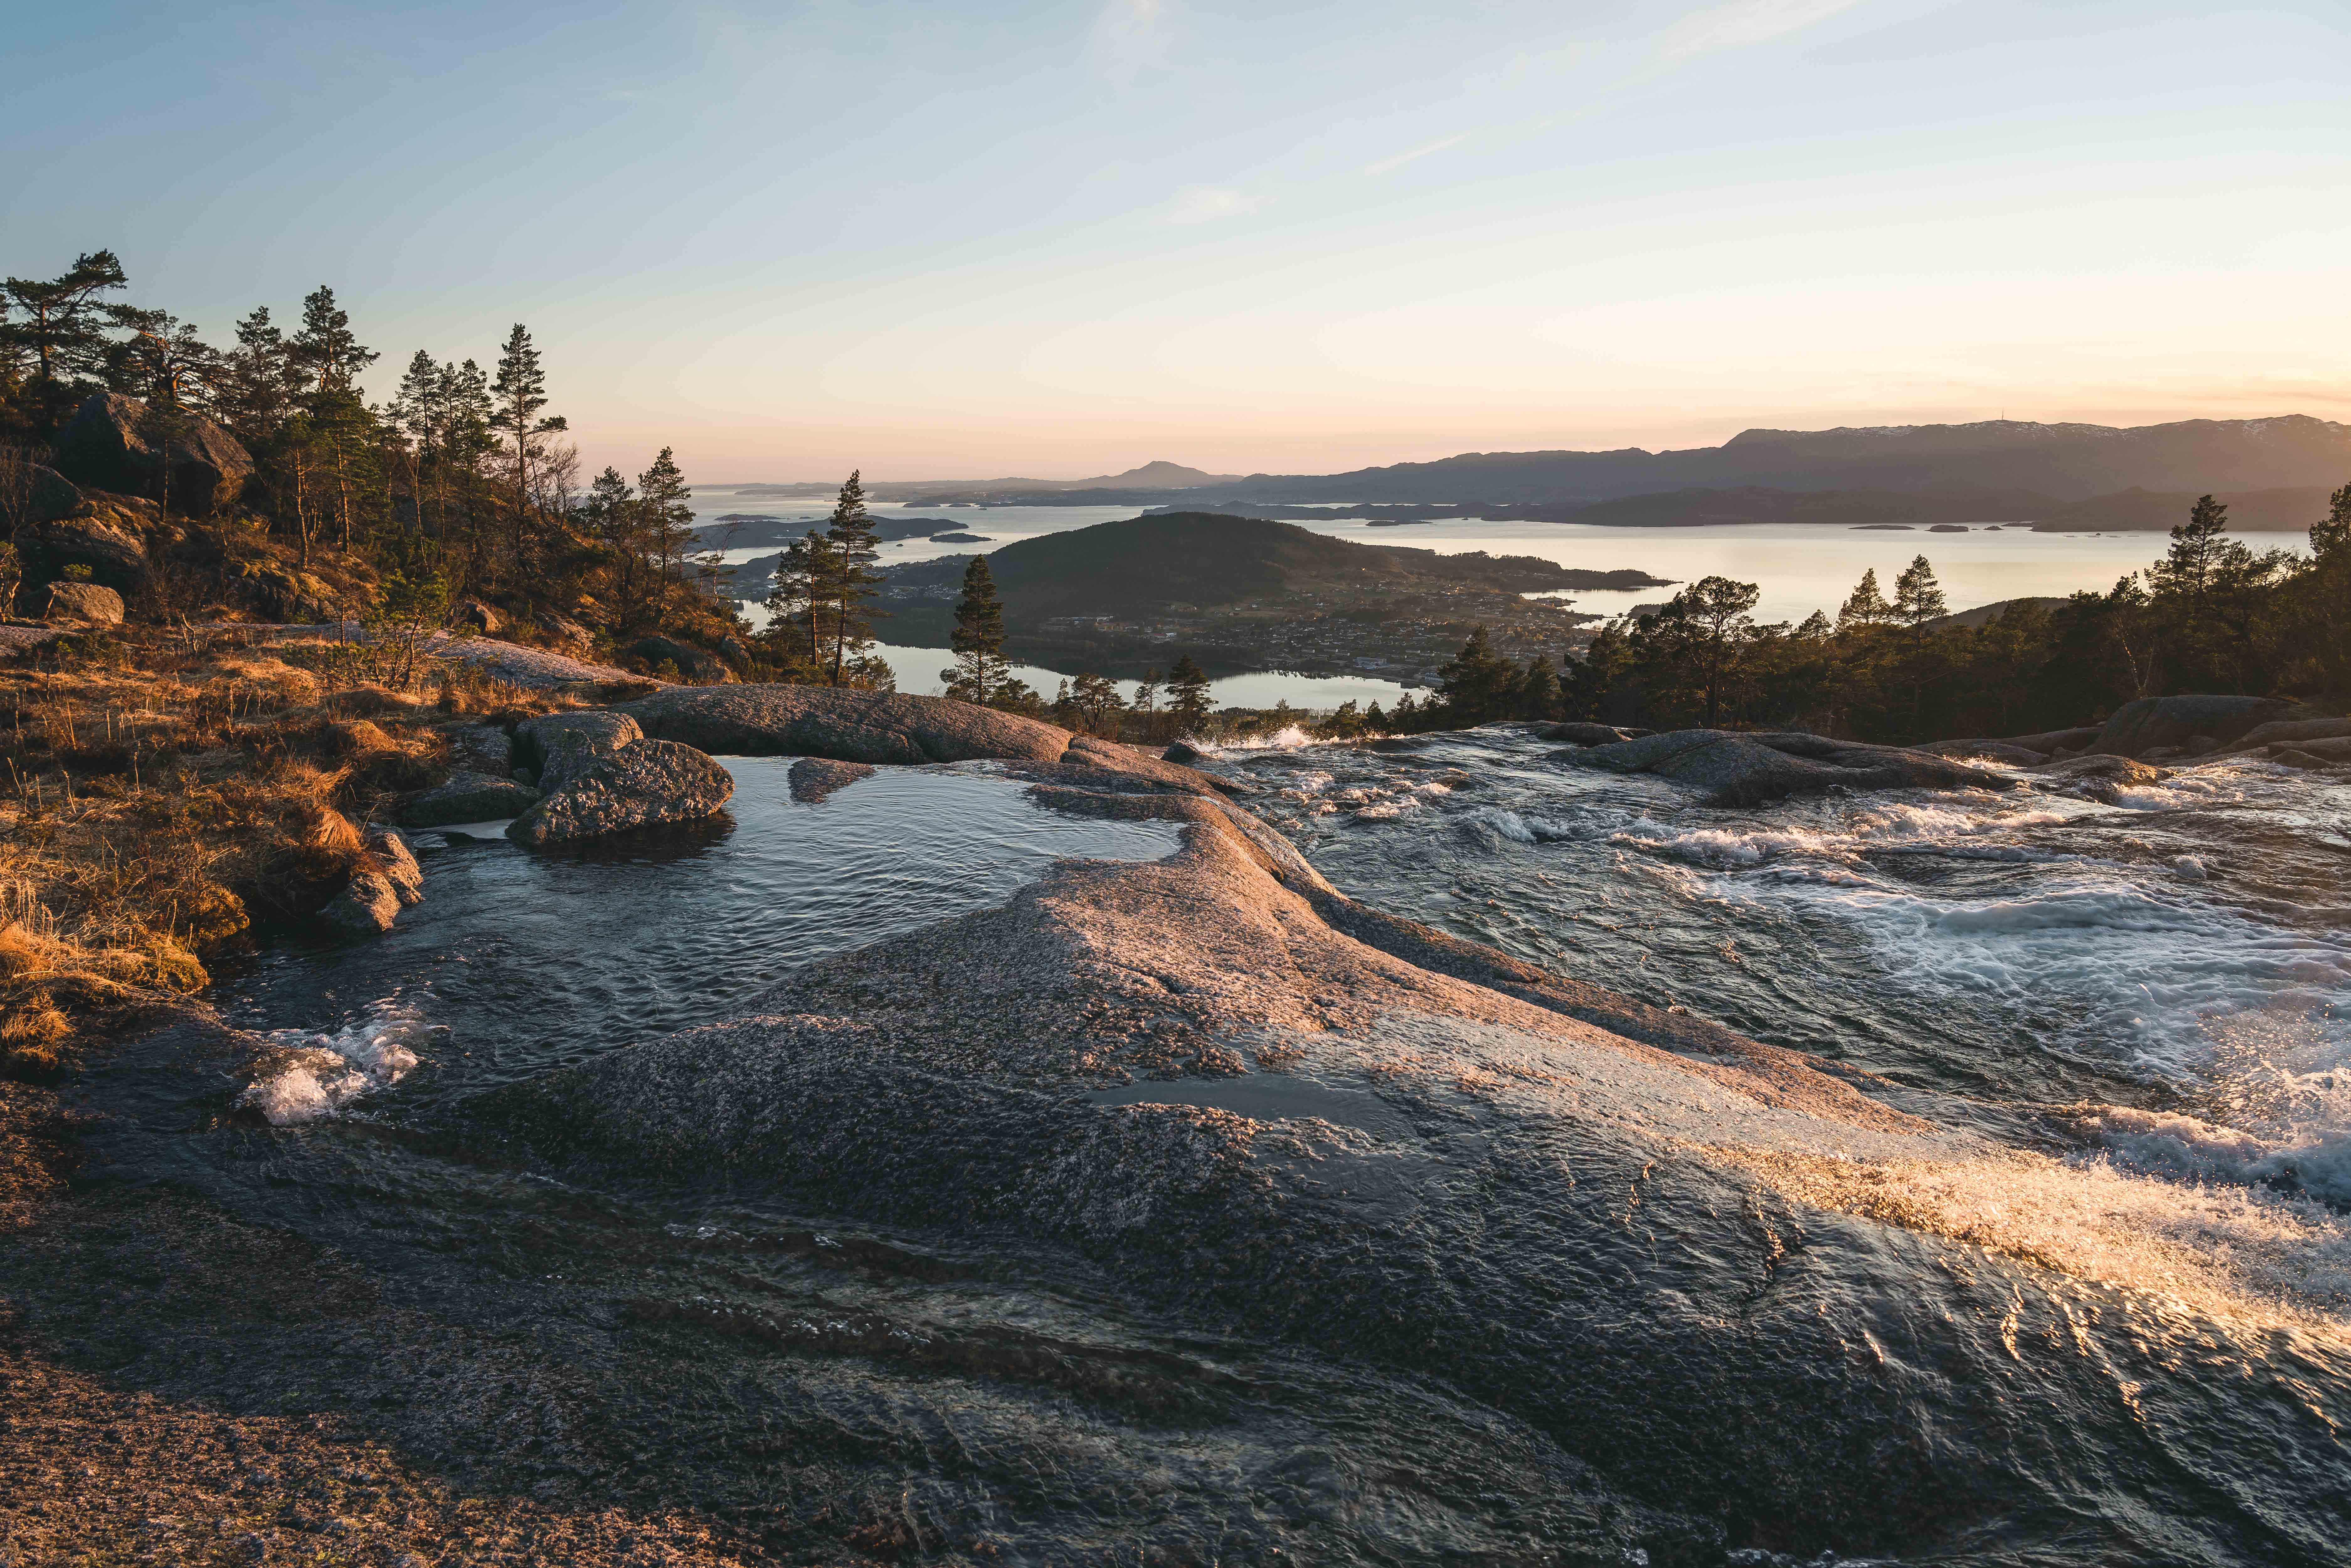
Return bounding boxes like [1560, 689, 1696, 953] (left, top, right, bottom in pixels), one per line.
[12, 0, 2348, 480]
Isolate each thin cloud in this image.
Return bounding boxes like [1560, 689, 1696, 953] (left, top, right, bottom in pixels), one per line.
[1089, 0, 1173, 83]
[1155, 186, 1255, 226]
[1363, 133, 1468, 177]
[1655, 0, 1872, 65]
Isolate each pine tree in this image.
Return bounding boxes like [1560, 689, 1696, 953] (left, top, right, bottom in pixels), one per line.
[1838, 567, 1894, 630]
[1071, 672, 1125, 734]
[947, 555, 1009, 704]
[1167, 654, 1213, 734]
[637, 446, 695, 623]
[821, 470, 885, 684]
[489, 324, 566, 579]
[288, 288, 380, 551]
[2, 250, 127, 424]
[1434, 626, 1517, 724]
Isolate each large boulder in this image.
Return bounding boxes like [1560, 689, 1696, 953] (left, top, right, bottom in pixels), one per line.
[513, 710, 643, 788]
[2231, 716, 2351, 751]
[2035, 753, 2170, 803]
[55, 392, 253, 516]
[22, 464, 84, 526]
[624, 635, 733, 684]
[20, 511, 149, 593]
[400, 771, 542, 827]
[1538, 721, 1641, 746]
[2091, 695, 2296, 758]
[507, 738, 733, 845]
[316, 871, 401, 937]
[622, 684, 1073, 766]
[1564, 729, 2011, 805]
[364, 826, 424, 906]
[42, 581, 124, 627]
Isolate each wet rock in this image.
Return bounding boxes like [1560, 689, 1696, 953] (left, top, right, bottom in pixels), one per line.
[400, 771, 541, 827]
[56, 392, 253, 516]
[2003, 724, 2102, 753]
[1917, 738, 2047, 766]
[1537, 721, 1638, 746]
[2035, 752, 2168, 802]
[42, 581, 125, 627]
[787, 757, 875, 802]
[477, 785, 2343, 1564]
[2091, 695, 2295, 758]
[2268, 747, 2337, 770]
[317, 871, 401, 937]
[1566, 729, 2011, 805]
[1162, 741, 1205, 764]
[2232, 716, 2351, 751]
[508, 739, 734, 845]
[623, 684, 1073, 766]
[454, 597, 503, 634]
[1061, 734, 1250, 796]
[624, 635, 733, 684]
[514, 710, 643, 788]
[364, 826, 423, 906]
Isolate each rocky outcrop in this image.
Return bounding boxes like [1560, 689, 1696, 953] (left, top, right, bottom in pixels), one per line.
[513, 710, 643, 788]
[2231, 716, 2351, 751]
[1563, 728, 2012, 805]
[22, 464, 84, 526]
[623, 684, 1073, 766]
[786, 757, 875, 802]
[399, 772, 542, 827]
[1537, 721, 1645, 746]
[55, 392, 253, 516]
[454, 597, 503, 634]
[21, 510, 150, 594]
[42, 581, 124, 627]
[365, 826, 424, 906]
[1918, 738, 2047, 765]
[506, 739, 733, 846]
[2090, 695, 2297, 758]
[624, 635, 733, 684]
[317, 827, 425, 937]
[475, 776, 2344, 1565]
[2035, 753, 2169, 802]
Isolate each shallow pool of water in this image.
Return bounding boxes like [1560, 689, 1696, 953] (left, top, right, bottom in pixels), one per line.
[222, 760, 1183, 1120]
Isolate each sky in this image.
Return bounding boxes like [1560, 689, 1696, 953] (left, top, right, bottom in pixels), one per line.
[8, 1, 2348, 481]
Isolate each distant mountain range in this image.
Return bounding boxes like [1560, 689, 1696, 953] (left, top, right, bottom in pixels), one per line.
[759, 418, 2349, 512]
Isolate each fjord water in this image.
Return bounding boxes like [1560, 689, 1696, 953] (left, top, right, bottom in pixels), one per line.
[1213, 728, 2351, 1200]
[225, 760, 1182, 1121]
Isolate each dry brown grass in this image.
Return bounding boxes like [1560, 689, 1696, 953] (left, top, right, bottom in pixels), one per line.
[0, 632, 558, 1076]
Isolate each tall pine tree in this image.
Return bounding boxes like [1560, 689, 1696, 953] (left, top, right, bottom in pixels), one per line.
[821, 470, 885, 684]
[947, 555, 1009, 704]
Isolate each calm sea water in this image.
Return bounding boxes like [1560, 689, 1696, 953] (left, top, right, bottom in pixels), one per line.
[689, 487, 2295, 705]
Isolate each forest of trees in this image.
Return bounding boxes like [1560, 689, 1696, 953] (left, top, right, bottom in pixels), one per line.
[0, 249, 769, 675]
[1399, 490, 2351, 745]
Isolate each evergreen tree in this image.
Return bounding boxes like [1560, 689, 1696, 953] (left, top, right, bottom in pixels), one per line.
[765, 529, 840, 679]
[2306, 484, 2351, 694]
[947, 555, 1009, 704]
[637, 446, 695, 621]
[215, 307, 304, 445]
[1070, 672, 1125, 734]
[489, 323, 566, 578]
[1837, 567, 1894, 630]
[1167, 654, 1213, 734]
[1434, 625, 1518, 723]
[820, 470, 885, 684]
[1681, 576, 1761, 727]
[1, 250, 127, 425]
[1362, 699, 1388, 732]
[1514, 655, 1559, 719]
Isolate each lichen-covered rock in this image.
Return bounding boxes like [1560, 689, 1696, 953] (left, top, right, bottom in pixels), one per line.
[400, 771, 542, 827]
[623, 684, 1072, 766]
[514, 710, 642, 788]
[786, 757, 875, 803]
[23, 513, 149, 593]
[55, 392, 253, 515]
[317, 871, 401, 937]
[364, 826, 423, 906]
[507, 739, 733, 845]
[42, 581, 124, 627]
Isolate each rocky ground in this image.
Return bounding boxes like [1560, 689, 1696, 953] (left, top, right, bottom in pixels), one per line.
[6, 681, 2349, 1565]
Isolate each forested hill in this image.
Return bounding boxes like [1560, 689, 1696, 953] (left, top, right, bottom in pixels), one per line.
[882, 512, 1665, 619]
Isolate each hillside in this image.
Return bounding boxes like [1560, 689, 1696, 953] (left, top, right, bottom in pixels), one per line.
[876, 512, 1669, 681]
[2026, 485, 2336, 532]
